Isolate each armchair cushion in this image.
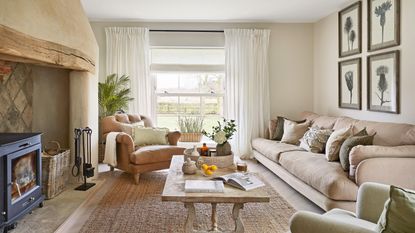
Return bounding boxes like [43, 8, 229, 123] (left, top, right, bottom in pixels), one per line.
[376, 186, 415, 233]
[132, 127, 169, 146]
[130, 145, 185, 165]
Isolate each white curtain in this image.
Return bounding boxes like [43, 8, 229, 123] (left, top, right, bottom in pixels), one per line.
[105, 27, 154, 117]
[224, 29, 271, 159]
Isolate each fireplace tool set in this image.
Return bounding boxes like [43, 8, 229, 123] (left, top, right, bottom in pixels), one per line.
[72, 127, 95, 191]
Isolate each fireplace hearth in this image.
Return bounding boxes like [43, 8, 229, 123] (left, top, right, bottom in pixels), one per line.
[0, 133, 44, 233]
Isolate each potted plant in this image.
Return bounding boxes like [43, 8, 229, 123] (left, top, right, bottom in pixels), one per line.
[203, 119, 237, 156]
[178, 117, 204, 142]
[98, 73, 133, 162]
[98, 73, 133, 117]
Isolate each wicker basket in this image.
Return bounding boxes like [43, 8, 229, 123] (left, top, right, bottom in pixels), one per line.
[184, 148, 234, 168]
[180, 133, 203, 142]
[41, 149, 70, 199]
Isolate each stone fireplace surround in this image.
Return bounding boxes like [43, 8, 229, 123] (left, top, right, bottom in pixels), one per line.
[0, 0, 100, 178]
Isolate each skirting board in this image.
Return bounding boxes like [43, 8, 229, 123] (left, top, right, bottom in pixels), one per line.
[253, 150, 355, 212]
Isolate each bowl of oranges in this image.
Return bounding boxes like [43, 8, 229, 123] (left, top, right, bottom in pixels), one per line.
[201, 164, 218, 176]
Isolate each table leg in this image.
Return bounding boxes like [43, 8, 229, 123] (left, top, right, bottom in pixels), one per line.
[184, 203, 196, 233]
[232, 203, 244, 233]
[211, 203, 218, 232]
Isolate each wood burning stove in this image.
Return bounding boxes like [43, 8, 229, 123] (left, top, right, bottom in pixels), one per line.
[0, 133, 44, 233]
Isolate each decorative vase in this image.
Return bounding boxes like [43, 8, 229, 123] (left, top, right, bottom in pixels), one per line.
[182, 158, 197, 174]
[191, 145, 200, 157]
[216, 141, 231, 156]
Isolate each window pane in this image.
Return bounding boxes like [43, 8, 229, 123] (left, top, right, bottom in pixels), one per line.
[157, 115, 179, 130]
[203, 116, 223, 134]
[200, 73, 224, 94]
[179, 96, 201, 115]
[155, 73, 179, 93]
[179, 74, 199, 93]
[157, 96, 178, 114]
[151, 48, 225, 65]
[203, 97, 223, 115]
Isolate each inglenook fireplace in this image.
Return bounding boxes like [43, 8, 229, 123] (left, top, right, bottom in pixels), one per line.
[0, 133, 44, 233]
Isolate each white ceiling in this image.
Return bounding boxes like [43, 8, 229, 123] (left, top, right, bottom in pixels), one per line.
[81, 0, 352, 23]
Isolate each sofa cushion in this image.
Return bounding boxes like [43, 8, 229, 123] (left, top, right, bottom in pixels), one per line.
[333, 117, 359, 131]
[281, 120, 310, 145]
[353, 120, 415, 146]
[325, 126, 353, 161]
[252, 138, 304, 162]
[279, 151, 358, 201]
[339, 134, 375, 171]
[130, 145, 185, 165]
[299, 126, 333, 153]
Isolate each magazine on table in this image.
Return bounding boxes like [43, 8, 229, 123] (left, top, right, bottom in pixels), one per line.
[212, 172, 265, 191]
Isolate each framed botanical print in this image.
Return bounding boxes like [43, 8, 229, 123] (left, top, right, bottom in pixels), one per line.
[338, 58, 362, 110]
[368, 0, 400, 51]
[339, 2, 362, 57]
[367, 51, 400, 113]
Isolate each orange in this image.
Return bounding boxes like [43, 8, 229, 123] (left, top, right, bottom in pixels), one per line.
[210, 165, 217, 171]
[205, 170, 213, 176]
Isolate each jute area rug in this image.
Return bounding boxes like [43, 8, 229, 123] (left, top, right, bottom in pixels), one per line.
[80, 171, 295, 233]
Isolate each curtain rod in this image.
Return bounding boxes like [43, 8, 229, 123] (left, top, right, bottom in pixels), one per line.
[149, 29, 224, 33]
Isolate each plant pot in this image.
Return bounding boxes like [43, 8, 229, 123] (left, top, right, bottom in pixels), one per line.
[180, 132, 203, 142]
[216, 141, 231, 156]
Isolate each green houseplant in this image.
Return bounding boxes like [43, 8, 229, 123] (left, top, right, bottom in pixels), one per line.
[178, 117, 204, 142]
[98, 73, 134, 117]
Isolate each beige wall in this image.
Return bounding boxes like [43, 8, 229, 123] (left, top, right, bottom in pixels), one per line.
[32, 66, 70, 148]
[90, 22, 314, 119]
[314, 0, 415, 124]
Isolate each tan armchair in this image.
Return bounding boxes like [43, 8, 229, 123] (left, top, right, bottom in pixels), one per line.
[101, 113, 185, 184]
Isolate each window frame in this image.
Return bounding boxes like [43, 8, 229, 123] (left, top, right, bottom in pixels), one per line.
[150, 46, 225, 129]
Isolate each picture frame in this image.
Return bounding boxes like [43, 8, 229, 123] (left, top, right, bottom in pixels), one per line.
[338, 58, 362, 110]
[368, 0, 400, 51]
[339, 2, 362, 58]
[367, 50, 400, 114]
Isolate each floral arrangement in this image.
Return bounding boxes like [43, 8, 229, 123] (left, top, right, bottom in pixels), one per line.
[203, 119, 237, 145]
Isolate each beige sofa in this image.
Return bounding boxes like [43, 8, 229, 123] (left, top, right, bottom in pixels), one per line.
[252, 112, 415, 211]
[101, 114, 185, 184]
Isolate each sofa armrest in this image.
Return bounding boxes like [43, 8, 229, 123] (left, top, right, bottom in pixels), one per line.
[354, 157, 415, 190]
[290, 211, 375, 233]
[350, 145, 415, 166]
[167, 131, 181, 146]
[349, 145, 415, 178]
[116, 132, 134, 154]
[356, 182, 390, 224]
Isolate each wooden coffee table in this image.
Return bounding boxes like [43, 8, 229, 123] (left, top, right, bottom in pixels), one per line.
[162, 156, 270, 233]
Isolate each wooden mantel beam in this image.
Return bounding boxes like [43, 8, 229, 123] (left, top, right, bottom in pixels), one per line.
[0, 24, 95, 73]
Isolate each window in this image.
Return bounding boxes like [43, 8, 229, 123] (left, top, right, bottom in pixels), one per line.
[151, 48, 225, 133]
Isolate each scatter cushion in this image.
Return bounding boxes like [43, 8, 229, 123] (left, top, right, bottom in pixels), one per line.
[132, 126, 169, 146]
[299, 126, 333, 153]
[115, 114, 130, 124]
[376, 186, 415, 233]
[120, 121, 145, 136]
[269, 117, 306, 141]
[281, 120, 310, 145]
[269, 116, 285, 140]
[339, 133, 375, 171]
[325, 126, 353, 161]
